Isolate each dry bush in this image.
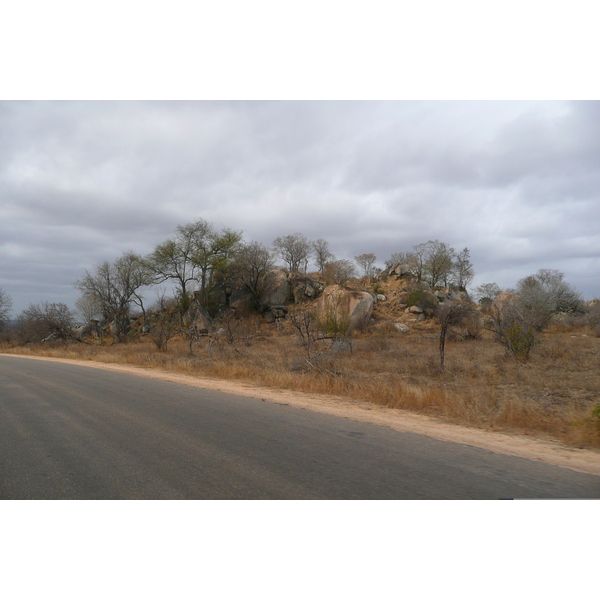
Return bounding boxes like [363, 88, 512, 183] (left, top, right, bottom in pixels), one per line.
[584, 301, 600, 337]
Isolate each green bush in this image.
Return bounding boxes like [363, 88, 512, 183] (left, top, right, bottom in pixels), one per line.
[318, 311, 352, 338]
[503, 323, 536, 361]
[405, 290, 437, 310]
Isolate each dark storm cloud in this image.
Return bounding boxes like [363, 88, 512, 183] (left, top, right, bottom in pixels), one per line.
[0, 100, 599, 314]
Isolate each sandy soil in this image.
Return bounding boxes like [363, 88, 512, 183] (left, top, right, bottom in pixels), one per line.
[4, 353, 600, 476]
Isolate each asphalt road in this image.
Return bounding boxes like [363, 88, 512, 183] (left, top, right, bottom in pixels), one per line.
[1, 355, 599, 499]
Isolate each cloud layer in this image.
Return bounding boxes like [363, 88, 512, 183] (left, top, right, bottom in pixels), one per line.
[1, 100, 599, 314]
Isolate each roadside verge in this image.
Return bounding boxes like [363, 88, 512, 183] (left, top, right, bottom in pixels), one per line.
[3, 352, 599, 476]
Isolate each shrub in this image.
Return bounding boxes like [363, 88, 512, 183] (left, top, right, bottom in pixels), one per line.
[405, 290, 437, 310]
[585, 301, 600, 337]
[503, 323, 536, 361]
[486, 299, 537, 361]
[318, 309, 352, 339]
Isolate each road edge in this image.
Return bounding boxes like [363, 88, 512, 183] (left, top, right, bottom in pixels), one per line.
[2, 352, 599, 477]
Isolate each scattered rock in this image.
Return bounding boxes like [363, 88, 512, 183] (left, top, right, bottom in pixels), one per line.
[270, 305, 288, 319]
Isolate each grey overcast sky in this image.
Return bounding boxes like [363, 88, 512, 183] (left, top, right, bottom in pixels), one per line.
[2, 3, 600, 316]
[1, 99, 599, 314]
[2, 1, 597, 589]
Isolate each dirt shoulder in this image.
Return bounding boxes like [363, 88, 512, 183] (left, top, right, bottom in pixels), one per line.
[4, 353, 600, 477]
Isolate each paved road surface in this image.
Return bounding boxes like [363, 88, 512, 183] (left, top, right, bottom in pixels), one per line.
[1, 355, 599, 499]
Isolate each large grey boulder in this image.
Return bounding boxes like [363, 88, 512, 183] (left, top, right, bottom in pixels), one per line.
[260, 270, 324, 309]
[229, 287, 254, 311]
[386, 263, 412, 278]
[317, 285, 375, 331]
[447, 290, 471, 303]
[260, 269, 291, 308]
[182, 297, 213, 332]
[289, 274, 324, 303]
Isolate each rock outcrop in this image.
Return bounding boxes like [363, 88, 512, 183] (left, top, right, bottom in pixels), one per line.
[317, 285, 375, 331]
[260, 270, 291, 308]
[289, 274, 324, 304]
[260, 270, 324, 310]
[182, 294, 213, 333]
[384, 262, 413, 279]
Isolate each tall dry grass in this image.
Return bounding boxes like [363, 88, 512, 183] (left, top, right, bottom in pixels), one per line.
[2, 317, 600, 448]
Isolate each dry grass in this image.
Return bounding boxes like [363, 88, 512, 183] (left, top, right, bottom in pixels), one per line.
[3, 316, 600, 449]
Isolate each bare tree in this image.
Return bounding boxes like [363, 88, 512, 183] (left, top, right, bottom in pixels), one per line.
[385, 252, 411, 270]
[208, 309, 258, 356]
[323, 259, 358, 285]
[76, 251, 151, 342]
[17, 302, 75, 344]
[288, 304, 337, 363]
[0, 288, 12, 333]
[354, 253, 377, 281]
[146, 220, 208, 311]
[516, 269, 584, 331]
[423, 240, 455, 288]
[410, 244, 428, 283]
[435, 301, 475, 370]
[147, 293, 180, 351]
[474, 282, 502, 305]
[272, 233, 313, 273]
[483, 271, 582, 361]
[192, 225, 244, 304]
[451, 247, 475, 290]
[231, 241, 275, 308]
[313, 239, 334, 275]
[485, 296, 537, 361]
[74, 294, 103, 340]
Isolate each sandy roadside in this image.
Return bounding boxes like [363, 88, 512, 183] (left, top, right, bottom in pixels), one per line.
[3, 352, 600, 477]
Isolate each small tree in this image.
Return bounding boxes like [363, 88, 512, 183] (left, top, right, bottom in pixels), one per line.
[192, 225, 244, 304]
[385, 252, 411, 270]
[475, 282, 502, 306]
[486, 297, 536, 361]
[231, 241, 275, 308]
[0, 288, 12, 334]
[313, 239, 334, 275]
[451, 247, 475, 290]
[435, 301, 475, 370]
[17, 302, 75, 344]
[516, 269, 584, 331]
[272, 233, 313, 273]
[288, 305, 343, 365]
[322, 259, 358, 285]
[75, 293, 102, 327]
[354, 253, 377, 282]
[76, 251, 151, 342]
[147, 293, 180, 351]
[585, 300, 600, 337]
[288, 306, 320, 359]
[424, 240, 455, 288]
[146, 220, 211, 309]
